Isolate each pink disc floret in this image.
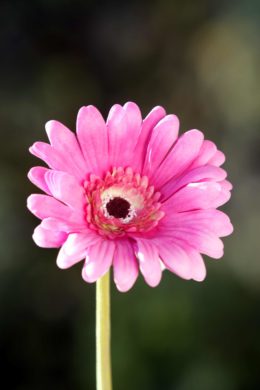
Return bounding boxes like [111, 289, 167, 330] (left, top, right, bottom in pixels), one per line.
[83, 167, 164, 239]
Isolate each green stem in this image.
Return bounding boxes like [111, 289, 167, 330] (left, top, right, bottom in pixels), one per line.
[96, 270, 112, 390]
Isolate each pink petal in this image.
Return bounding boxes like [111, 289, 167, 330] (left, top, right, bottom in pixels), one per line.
[184, 247, 206, 281]
[28, 166, 51, 195]
[27, 194, 84, 224]
[82, 240, 115, 283]
[132, 105, 166, 172]
[32, 224, 67, 248]
[162, 209, 233, 238]
[203, 210, 233, 237]
[197, 209, 233, 237]
[190, 140, 217, 169]
[209, 150, 226, 166]
[57, 232, 100, 269]
[158, 240, 206, 281]
[220, 180, 233, 191]
[45, 120, 86, 177]
[29, 142, 84, 181]
[27, 194, 73, 220]
[143, 115, 179, 177]
[107, 103, 142, 168]
[162, 182, 231, 212]
[44, 170, 85, 210]
[113, 239, 139, 292]
[158, 207, 232, 259]
[41, 217, 86, 233]
[161, 165, 227, 200]
[76, 105, 109, 176]
[168, 229, 224, 259]
[151, 130, 204, 188]
[156, 240, 192, 280]
[123, 101, 142, 139]
[135, 239, 162, 287]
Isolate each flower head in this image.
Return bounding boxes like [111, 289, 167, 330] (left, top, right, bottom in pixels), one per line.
[27, 102, 233, 291]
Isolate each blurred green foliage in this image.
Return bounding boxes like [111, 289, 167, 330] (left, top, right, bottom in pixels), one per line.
[0, 0, 259, 389]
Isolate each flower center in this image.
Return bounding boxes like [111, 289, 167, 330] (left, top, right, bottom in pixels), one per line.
[106, 197, 130, 219]
[84, 167, 165, 238]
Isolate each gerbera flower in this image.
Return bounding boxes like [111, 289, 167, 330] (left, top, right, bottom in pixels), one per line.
[27, 102, 233, 291]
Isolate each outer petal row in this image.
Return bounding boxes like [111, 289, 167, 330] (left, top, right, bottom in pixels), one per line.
[32, 222, 209, 287]
[29, 103, 167, 179]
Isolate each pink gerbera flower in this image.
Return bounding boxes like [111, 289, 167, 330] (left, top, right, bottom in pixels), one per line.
[27, 102, 233, 291]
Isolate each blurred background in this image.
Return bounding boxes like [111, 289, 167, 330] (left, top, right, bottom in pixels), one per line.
[0, 0, 259, 389]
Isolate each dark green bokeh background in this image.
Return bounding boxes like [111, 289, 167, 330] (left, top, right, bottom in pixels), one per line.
[1, 0, 259, 389]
